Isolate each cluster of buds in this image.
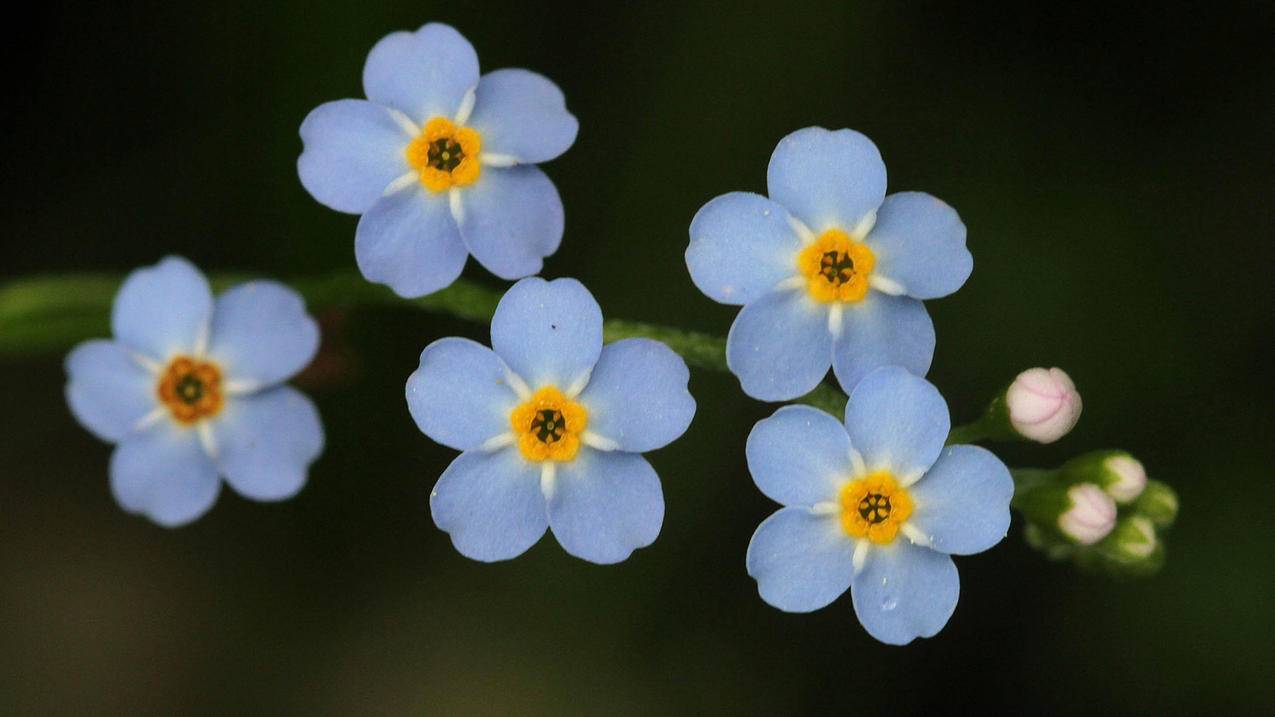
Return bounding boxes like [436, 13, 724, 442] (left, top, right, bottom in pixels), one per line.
[1014, 451, 1178, 577]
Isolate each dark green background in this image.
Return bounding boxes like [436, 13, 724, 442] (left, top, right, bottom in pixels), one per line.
[3, 1, 1272, 713]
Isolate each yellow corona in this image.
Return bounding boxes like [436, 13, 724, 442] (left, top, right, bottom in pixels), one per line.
[839, 470, 913, 544]
[796, 228, 875, 303]
[509, 386, 588, 462]
[156, 356, 224, 424]
[405, 117, 482, 192]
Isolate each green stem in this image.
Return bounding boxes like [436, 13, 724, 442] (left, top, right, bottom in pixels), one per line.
[945, 414, 997, 445]
[0, 271, 849, 413]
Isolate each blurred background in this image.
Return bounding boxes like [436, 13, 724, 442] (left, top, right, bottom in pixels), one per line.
[2, 1, 1273, 713]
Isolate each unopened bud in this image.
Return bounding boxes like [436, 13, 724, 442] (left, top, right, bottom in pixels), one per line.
[1005, 367, 1082, 443]
[1133, 480, 1178, 528]
[1060, 450, 1147, 504]
[1057, 483, 1116, 545]
[1101, 516, 1157, 562]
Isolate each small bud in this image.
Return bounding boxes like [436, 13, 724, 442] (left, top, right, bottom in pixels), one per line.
[1005, 367, 1082, 443]
[1133, 480, 1179, 528]
[1102, 454, 1147, 504]
[1057, 483, 1116, 545]
[1101, 516, 1157, 562]
[1059, 450, 1147, 504]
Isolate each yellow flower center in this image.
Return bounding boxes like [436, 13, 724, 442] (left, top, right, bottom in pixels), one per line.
[796, 229, 875, 303]
[839, 471, 913, 544]
[156, 356, 224, 424]
[405, 117, 482, 193]
[509, 386, 588, 462]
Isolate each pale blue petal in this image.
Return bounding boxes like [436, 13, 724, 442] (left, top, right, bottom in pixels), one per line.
[831, 292, 934, 393]
[746, 405, 853, 507]
[109, 422, 221, 527]
[490, 277, 602, 389]
[362, 23, 479, 124]
[355, 185, 469, 298]
[548, 448, 664, 564]
[466, 69, 578, 164]
[851, 542, 959, 645]
[576, 339, 695, 453]
[457, 166, 563, 280]
[430, 448, 547, 562]
[65, 340, 156, 443]
[746, 507, 855, 612]
[111, 256, 212, 361]
[726, 288, 831, 402]
[212, 387, 324, 502]
[843, 367, 949, 478]
[686, 192, 802, 306]
[297, 99, 410, 214]
[406, 337, 520, 451]
[908, 445, 1013, 555]
[766, 127, 886, 233]
[865, 192, 971, 300]
[207, 281, 319, 389]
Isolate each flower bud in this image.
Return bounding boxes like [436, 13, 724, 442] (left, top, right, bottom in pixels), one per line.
[1101, 516, 1157, 562]
[1056, 483, 1116, 545]
[1005, 367, 1082, 443]
[1059, 450, 1147, 504]
[1133, 480, 1178, 528]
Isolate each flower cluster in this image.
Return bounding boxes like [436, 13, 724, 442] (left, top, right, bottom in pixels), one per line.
[53, 19, 1170, 652]
[65, 257, 324, 526]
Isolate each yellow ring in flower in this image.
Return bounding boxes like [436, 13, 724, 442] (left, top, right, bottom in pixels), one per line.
[509, 386, 588, 462]
[405, 117, 482, 193]
[796, 229, 875, 303]
[839, 470, 913, 544]
[156, 356, 224, 424]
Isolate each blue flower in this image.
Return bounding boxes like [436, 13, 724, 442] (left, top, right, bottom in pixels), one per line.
[745, 367, 1011, 645]
[65, 257, 325, 527]
[406, 277, 696, 564]
[298, 23, 578, 298]
[687, 127, 972, 401]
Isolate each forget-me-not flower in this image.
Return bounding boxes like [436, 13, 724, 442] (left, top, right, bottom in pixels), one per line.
[298, 23, 578, 298]
[745, 367, 1012, 644]
[406, 277, 696, 564]
[65, 257, 324, 527]
[687, 127, 972, 401]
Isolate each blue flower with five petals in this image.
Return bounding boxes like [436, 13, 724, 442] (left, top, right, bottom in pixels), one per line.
[406, 277, 696, 564]
[745, 367, 1012, 645]
[299, 23, 578, 298]
[687, 127, 971, 401]
[65, 257, 325, 527]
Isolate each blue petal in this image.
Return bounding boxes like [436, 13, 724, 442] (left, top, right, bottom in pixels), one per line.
[865, 192, 971, 300]
[466, 69, 578, 164]
[908, 445, 1013, 555]
[843, 367, 949, 478]
[355, 185, 469, 298]
[850, 542, 959, 645]
[207, 281, 319, 390]
[406, 337, 520, 451]
[686, 192, 802, 306]
[297, 99, 411, 214]
[746, 506, 855, 612]
[576, 339, 695, 453]
[548, 448, 664, 564]
[65, 340, 156, 443]
[766, 127, 887, 233]
[111, 256, 212, 361]
[362, 23, 479, 124]
[747, 405, 854, 507]
[212, 387, 324, 502]
[109, 422, 221, 527]
[831, 292, 934, 393]
[430, 448, 547, 562]
[726, 288, 831, 402]
[457, 166, 563, 280]
[490, 277, 602, 390]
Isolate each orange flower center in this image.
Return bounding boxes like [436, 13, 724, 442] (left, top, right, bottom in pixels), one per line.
[156, 356, 224, 424]
[509, 386, 587, 462]
[796, 229, 875, 303]
[839, 471, 913, 544]
[405, 117, 482, 193]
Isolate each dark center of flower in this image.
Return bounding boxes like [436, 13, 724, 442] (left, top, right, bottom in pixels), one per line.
[175, 374, 206, 405]
[427, 137, 465, 172]
[531, 409, 566, 444]
[857, 493, 892, 524]
[820, 250, 856, 286]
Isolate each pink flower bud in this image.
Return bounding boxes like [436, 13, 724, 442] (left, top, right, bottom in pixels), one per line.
[1058, 483, 1116, 545]
[1104, 454, 1147, 504]
[1006, 367, 1082, 443]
